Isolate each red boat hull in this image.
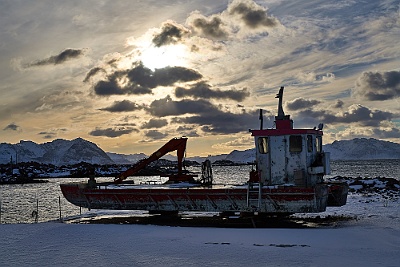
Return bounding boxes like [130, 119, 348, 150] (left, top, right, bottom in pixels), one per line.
[60, 183, 335, 214]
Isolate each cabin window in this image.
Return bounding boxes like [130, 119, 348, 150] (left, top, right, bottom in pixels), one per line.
[258, 137, 268, 154]
[316, 136, 322, 152]
[289, 135, 302, 152]
[307, 135, 313, 152]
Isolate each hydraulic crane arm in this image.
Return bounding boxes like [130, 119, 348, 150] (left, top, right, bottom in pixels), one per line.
[114, 137, 189, 184]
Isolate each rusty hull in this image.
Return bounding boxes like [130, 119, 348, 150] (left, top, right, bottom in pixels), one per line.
[60, 183, 332, 214]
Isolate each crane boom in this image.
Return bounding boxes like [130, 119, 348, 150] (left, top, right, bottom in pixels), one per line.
[114, 137, 193, 184]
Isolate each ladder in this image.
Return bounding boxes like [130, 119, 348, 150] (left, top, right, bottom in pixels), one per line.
[246, 182, 262, 210]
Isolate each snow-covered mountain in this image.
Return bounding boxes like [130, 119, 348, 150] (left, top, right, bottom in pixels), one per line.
[106, 152, 147, 164]
[323, 138, 400, 160]
[189, 138, 400, 163]
[0, 138, 114, 165]
[1, 137, 399, 165]
[225, 149, 255, 163]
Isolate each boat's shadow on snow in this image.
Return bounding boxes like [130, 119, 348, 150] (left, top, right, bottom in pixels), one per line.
[67, 213, 356, 228]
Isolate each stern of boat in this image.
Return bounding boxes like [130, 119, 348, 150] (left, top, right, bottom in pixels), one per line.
[60, 183, 90, 208]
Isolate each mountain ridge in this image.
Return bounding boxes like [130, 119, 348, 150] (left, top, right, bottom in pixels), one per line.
[0, 137, 399, 165]
[0, 138, 114, 165]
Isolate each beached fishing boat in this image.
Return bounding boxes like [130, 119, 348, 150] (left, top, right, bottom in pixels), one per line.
[60, 87, 348, 216]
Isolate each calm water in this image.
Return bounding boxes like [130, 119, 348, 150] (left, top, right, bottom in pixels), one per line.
[0, 160, 399, 224]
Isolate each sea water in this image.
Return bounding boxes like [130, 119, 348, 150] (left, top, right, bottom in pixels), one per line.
[0, 160, 399, 224]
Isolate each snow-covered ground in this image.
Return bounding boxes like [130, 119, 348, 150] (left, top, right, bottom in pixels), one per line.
[0, 192, 399, 267]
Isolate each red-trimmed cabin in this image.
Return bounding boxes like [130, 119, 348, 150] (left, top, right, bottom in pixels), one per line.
[250, 87, 330, 187]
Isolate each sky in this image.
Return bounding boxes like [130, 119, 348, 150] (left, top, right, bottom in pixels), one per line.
[0, 0, 399, 157]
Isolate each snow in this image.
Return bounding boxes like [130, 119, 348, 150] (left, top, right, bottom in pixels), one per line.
[349, 184, 363, 190]
[1, 193, 399, 267]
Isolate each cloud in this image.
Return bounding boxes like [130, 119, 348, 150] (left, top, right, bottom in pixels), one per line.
[295, 104, 396, 127]
[372, 128, 400, 138]
[175, 82, 250, 101]
[38, 128, 67, 139]
[336, 126, 400, 140]
[332, 100, 344, 109]
[141, 118, 168, 129]
[286, 98, 322, 110]
[185, 0, 280, 42]
[228, 0, 279, 29]
[176, 125, 199, 137]
[145, 130, 168, 140]
[178, 109, 264, 134]
[92, 63, 202, 96]
[3, 123, 20, 131]
[354, 70, 400, 100]
[94, 78, 152, 96]
[295, 72, 335, 84]
[28, 48, 86, 67]
[150, 66, 203, 86]
[89, 127, 137, 138]
[148, 96, 219, 117]
[187, 13, 230, 40]
[147, 95, 266, 134]
[212, 135, 253, 149]
[152, 21, 190, 47]
[334, 105, 395, 127]
[83, 67, 106, 83]
[99, 100, 144, 112]
[174, 109, 269, 134]
[38, 131, 56, 139]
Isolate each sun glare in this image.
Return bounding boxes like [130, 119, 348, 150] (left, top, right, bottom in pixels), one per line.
[139, 44, 188, 70]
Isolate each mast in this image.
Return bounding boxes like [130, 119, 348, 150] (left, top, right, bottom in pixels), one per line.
[275, 86, 285, 120]
[274, 86, 293, 129]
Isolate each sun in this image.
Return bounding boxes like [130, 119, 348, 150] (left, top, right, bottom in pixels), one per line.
[139, 44, 189, 70]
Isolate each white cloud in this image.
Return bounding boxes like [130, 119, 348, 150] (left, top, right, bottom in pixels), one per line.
[0, 0, 399, 155]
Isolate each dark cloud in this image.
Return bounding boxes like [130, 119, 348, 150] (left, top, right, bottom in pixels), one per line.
[94, 79, 152, 96]
[89, 127, 137, 138]
[175, 109, 266, 134]
[93, 63, 202, 96]
[29, 48, 86, 66]
[3, 123, 20, 131]
[152, 21, 189, 47]
[286, 98, 321, 110]
[148, 96, 219, 117]
[151, 66, 203, 86]
[149, 96, 268, 134]
[116, 123, 137, 127]
[141, 119, 168, 129]
[145, 130, 168, 140]
[354, 70, 400, 100]
[38, 131, 56, 139]
[332, 100, 344, 109]
[372, 128, 400, 139]
[337, 105, 394, 127]
[190, 16, 229, 40]
[296, 104, 395, 127]
[175, 82, 250, 101]
[228, 1, 279, 29]
[83, 67, 106, 82]
[99, 100, 144, 112]
[120, 115, 139, 123]
[176, 125, 199, 137]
